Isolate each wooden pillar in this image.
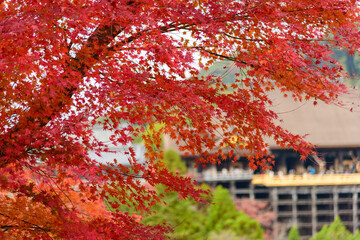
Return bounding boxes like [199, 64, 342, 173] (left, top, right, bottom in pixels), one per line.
[271, 188, 279, 239]
[249, 183, 255, 200]
[311, 186, 317, 236]
[353, 186, 358, 234]
[292, 187, 298, 226]
[211, 165, 217, 175]
[339, 151, 344, 173]
[230, 180, 236, 200]
[334, 186, 338, 219]
[279, 155, 287, 173]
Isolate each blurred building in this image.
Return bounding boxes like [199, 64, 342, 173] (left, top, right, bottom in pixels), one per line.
[90, 124, 146, 166]
[164, 88, 360, 239]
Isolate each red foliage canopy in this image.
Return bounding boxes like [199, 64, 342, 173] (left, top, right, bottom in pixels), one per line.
[0, 0, 359, 238]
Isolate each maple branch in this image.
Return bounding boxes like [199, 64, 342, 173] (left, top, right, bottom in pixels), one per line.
[36, 167, 77, 210]
[222, 32, 334, 43]
[196, 47, 250, 66]
[1, 225, 17, 232]
[0, 213, 54, 239]
[0, 22, 128, 168]
[108, 23, 195, 52]
[0, 9, 264, 170]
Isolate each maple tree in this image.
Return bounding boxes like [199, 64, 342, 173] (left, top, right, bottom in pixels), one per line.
[236, 198, 275, 239]
[1, 0, 360, 239]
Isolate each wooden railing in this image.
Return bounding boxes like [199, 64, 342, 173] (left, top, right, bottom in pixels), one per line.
[252, 173, 360, 186]
[195, 170, 253, 182]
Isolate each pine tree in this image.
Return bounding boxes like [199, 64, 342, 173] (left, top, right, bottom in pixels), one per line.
[288, 225, 301, 240]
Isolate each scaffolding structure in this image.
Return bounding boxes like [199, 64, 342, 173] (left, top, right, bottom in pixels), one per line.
[196, 172, 360, 239]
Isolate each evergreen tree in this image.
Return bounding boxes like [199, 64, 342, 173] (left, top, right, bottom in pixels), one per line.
[288, 225, 301, 240]
[163, 149, 187, 174]
[311, 216, 354, 240]
[206, 186, 264, 240]
[141, 185, 264, 240]
[142, 189, 206, 240]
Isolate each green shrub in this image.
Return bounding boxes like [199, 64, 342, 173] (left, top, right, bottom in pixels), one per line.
[288, 225, 301, 240]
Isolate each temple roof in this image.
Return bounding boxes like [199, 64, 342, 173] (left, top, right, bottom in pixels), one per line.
[267, 88, 360, 149]
[164, 87, 360, 155]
